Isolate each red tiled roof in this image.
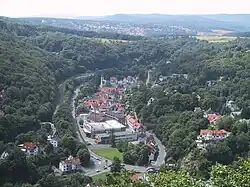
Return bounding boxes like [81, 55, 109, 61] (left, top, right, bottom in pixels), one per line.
[63, 156, 81, 165]
[207, 113, 222, 123]
[99, 87, 117, 93]
[110, 77, 117, 81]
[127, 115, 143, 129]
[84, 99, 109, 108]
[131, 173, 144, 182]
[200, 129, 228, 136]
[147, 143, 155, 153]
[23, 142, 37, 151]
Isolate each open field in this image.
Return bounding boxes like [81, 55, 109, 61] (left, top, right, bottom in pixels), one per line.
[211, 29, 233, 35]
[196, 35, 237, 43]
[93, 147, 123, 161]
[84, 37, 128, 43]
[92, 172, 110, 181]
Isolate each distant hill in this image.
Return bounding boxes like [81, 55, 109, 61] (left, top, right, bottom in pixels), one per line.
[76, 14, 250, 32]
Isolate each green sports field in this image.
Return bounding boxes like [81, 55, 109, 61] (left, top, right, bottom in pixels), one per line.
[93, 147, 123, 161]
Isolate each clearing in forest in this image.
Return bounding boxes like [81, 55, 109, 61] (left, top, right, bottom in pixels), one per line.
[196, 35, 237, 43]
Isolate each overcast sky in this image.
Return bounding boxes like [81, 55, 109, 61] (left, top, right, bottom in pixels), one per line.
[1, 0, 250, 17]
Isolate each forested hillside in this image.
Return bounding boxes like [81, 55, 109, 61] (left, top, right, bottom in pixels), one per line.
[1, 16, 250, 186]
[125, 39, 250, 178]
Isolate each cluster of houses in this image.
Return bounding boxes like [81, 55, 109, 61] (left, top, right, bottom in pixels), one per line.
[100, 76, 141, 89]
[195, 99, 247, 150]
[16, 143, 81, 173]
[0, 119, 82, 173]
[196, 110, 230, 150]
[79, 76, 145, 145]
[158, 73, 188, 82]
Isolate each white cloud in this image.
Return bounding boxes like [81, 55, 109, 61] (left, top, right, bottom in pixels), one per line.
[0, 0, 250, 17]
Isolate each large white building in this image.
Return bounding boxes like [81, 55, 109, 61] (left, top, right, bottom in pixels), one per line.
[95, 129, 138, 144]
[59, 156, 81, 172]
[83, 119, 126, 137]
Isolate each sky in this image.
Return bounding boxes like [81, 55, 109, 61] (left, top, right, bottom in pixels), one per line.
[0, 0, 250, 18]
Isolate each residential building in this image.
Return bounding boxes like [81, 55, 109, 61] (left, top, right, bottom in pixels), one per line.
[59, 156, 81, 172]
[95, 130, 138, 144]
[197, 129, 230, 141]
[126, 115, 143, 130]
[19, 142, 39, 156]
[145, 135, 157, 162]
[147, 97, 155, 106]
[226, 100, 240, 112]
[196, 129, 230, 150]
[131, 173, 147, 182]
[231, 111, 242, 118]
[110, 77, 118, 86]
[0, 151, 9, 159]
[194, 107, 203, 113]
[239, 119, 250, 123]
[47, 135, 59, 148]
[206, 113, 222, 124]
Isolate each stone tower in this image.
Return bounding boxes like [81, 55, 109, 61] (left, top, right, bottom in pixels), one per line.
[146, 70, 153, 85]
[100, 75, 106, 88]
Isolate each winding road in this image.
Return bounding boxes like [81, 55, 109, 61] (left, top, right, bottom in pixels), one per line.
[69, 76, 166, 176]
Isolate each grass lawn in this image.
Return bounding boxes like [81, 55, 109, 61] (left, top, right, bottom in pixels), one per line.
[94, 147, 123, 161]
[196, 35, 237, 43]
[92, 172, 110, 181]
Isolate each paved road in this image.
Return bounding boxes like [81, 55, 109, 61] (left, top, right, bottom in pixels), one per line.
[146, 132, 166, 167]
[40, 122, 57, 136]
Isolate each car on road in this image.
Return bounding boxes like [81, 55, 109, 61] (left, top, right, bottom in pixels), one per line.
[86, 142, 92, 145]
[96, 169, 100, 172]
[104, 166, 107, 169]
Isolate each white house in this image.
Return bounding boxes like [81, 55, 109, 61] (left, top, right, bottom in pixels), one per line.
[147, 97, 155, 106]
[19, 142, 39, 156]
[0, 151, 9, 159]
[59, 156, 81, 172]
[47, 135, 59, 148]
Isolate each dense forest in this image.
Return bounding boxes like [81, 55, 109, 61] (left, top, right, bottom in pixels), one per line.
[1, 16, 250, 186]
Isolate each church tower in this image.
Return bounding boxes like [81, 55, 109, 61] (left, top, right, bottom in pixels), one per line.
[100, 75, 106, 88]
[146, 70, 153, 85]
